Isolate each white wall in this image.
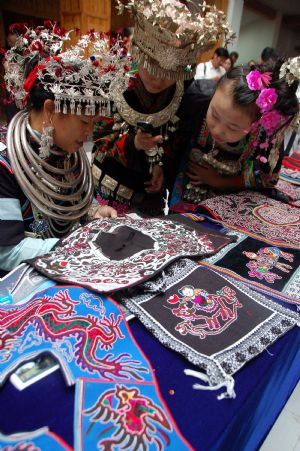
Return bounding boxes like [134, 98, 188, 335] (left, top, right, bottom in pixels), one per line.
[226, 0, 244, 53]
[236, 9, 281, 65]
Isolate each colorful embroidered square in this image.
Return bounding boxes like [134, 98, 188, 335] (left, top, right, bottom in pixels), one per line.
[198, 191, 300, 247]
[30, 216, 227, 293]
[118, 259, 299, 398]
[203, 229, 300, 306]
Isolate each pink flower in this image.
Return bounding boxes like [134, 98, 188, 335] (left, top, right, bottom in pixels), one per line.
[246, 70, 272, 90]
[246, 70, 263, 90]
[256, 88, 278, 112]
[259, 110, 282, 135]
[259, 140, 269, 150]
[256, 155, 268, 163]
[260, 72, 272, 87]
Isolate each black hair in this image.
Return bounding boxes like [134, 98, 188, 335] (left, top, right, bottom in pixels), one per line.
[261, 47, 280, 63]
[214, 47, 229, 59]
[123, 27, 134, 38]
[216, 61, 299, 120]
[229, 51, 239, 60]
[24, 56, 55, 111]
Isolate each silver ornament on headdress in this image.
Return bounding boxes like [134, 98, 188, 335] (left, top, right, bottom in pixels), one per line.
[4, 26, 132, 115]
[116, 0, 234, 80]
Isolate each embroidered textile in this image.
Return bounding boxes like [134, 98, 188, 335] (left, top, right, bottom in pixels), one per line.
[203, 229, 300, 306]
[198, 191, 300, 247]
[75, 379, 191, 450]
[275, 179, 300, 206]
[30, 216, 224, 293]
[0, 428, 71, 450]
[0, 286, 149, 385]
[0, 285, 191, 450]
[118, 259, 299, 396]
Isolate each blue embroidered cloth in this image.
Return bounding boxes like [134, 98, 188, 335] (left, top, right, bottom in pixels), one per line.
[0, 286, 191, 450]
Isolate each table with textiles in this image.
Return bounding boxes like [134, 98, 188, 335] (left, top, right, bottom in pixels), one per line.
[0, 196, 299, 451]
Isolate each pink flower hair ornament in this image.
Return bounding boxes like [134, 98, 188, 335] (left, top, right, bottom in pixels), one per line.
[246, 68, 287, 162]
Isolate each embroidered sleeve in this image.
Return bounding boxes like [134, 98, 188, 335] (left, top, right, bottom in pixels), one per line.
[93, 117, 128, 165]
[0, 148, 27, 246]
[93, 117, 149, 172]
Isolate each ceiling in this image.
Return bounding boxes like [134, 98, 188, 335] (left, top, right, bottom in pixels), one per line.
[244, 0, 300, 30]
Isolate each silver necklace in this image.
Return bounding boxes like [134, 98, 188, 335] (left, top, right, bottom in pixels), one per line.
[110, 78, 184, 127]
[7, 110, 94, 238]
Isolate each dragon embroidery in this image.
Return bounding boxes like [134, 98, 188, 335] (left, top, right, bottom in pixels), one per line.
[167, 285, 242, 338]
[0, 289, 146, 381]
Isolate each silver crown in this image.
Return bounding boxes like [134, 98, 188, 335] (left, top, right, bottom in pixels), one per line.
[4, 25, 132, 114]
[116, 0, 233, 80]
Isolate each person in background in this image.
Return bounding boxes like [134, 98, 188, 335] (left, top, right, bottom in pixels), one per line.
[170, 59, 299, 208]
[261, 47, 280, 64]
[229, 51, 239, 66]
[222, 57, 232, 72]
[92, 0, 232, 216]
[194, 47, 229, 81]
[0, 24, 131, 273]
[1, 26, 20, 123]
[248, 59, 257, 69]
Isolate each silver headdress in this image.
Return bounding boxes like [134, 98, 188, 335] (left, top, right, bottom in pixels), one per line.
[116, 0, 233, 80]
[279, 56, 300, 86]
[4, 25, 132, 115]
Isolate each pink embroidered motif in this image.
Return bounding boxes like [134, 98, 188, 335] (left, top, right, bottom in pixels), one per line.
[167, 285, 242, 339]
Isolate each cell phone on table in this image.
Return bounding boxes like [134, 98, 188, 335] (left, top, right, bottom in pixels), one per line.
[136, 121, 155, 135]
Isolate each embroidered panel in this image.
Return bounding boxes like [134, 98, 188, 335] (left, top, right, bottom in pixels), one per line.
[0, 286, 192, 450]
[0, 428, 71, 451]
[118, 259, 299, 395]
[204, 233, 300, 306]
[198, 191, 300, 247]
[30, 216, 225, 293]
[0, 286, 150, 385]
[75, 379, 191, 451]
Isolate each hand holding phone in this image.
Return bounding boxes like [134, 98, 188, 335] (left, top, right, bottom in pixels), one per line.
[136, 121, 155, 135]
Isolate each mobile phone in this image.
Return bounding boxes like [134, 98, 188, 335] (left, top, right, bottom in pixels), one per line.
[136, 121, 155, 135]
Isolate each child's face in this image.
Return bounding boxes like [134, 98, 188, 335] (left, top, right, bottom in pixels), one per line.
[206, 82, 253, 143]
[139, 66, 175, 94]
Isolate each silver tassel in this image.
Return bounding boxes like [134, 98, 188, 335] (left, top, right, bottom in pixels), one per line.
[39, 125, 54, 159]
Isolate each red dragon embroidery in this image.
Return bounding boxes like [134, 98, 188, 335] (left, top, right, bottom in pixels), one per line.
[167, 285, 242, 339]
[0, 289, 146, 380]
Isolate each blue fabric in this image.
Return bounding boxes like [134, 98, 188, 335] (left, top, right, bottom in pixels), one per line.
[0, 237, 58, 272]
[0, 428, 71, 450]
[0, 286, 190, 450]
[0, 319, 298, 450]
[0, 198, 22, 220]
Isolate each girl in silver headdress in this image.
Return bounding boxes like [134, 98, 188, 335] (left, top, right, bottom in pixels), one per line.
[92, 0, 232, 216]
[0, 24, 130, 273]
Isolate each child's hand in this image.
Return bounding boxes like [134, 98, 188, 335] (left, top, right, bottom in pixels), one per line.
[145, 164, 164, 193]
[186, 161, 223, 188]
[93, 205, 118, 218]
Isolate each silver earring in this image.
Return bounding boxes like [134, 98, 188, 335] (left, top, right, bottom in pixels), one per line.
[39, 124, 54, 159]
